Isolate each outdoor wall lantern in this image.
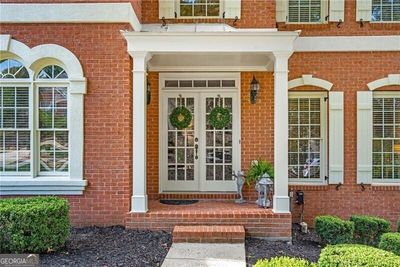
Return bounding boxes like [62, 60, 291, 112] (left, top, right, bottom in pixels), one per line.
[147, 81, 151, 105]
[250, 75, 260, 104]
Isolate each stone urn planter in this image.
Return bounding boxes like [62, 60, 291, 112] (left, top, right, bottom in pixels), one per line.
[246, 160, 274, 208]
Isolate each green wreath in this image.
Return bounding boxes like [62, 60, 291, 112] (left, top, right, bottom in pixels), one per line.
[209, 106, 231, 129]
[169, 106, 192, 130]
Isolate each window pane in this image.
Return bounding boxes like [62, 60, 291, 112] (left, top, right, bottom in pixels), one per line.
[288, 0, 321, 23]
[180, 0, 220, 17]
[372, 0, 400, 21]
[288, 96, 323, 180]
[37, 65, 68, 79]
[38, 86, 69, 173]
[0, 59, 29, 79]
[373, 97, 400, 180]
[1, 87, 31, 173]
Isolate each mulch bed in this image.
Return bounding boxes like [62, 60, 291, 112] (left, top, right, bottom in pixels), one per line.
[246, 224, 323, 266]
[40, 224, 321, 266]
[40, 226, 172, 267]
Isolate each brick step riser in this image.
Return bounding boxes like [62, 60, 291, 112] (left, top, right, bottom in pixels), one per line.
[172, 225, 245, 243]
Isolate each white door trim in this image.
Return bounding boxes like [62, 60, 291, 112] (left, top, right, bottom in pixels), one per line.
[158, 73, 241, 193]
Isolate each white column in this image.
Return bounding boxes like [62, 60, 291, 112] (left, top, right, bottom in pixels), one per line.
[273, 51, 291, 214]
[131, 51, 151, 212]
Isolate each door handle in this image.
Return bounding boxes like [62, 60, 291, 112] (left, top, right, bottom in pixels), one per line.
[195, 144, 199, 160]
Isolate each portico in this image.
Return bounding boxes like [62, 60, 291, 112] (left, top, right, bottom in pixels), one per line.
[123, 27, 299, 216]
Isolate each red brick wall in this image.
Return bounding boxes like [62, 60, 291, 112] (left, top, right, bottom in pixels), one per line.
[240, 72, 275, 199]
[146, 72, 160, 199]
[288, 52, 400, 230]
[0, 23, 133, 226]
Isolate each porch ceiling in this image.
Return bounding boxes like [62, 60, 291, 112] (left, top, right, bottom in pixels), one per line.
[148, 52, 275, 72]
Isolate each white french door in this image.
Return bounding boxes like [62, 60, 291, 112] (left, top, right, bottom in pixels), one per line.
[160, 90, 240, 192]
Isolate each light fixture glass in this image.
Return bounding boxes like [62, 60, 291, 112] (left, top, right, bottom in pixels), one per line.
[250, 75, 260, 104]
[147, 82, 151, 105]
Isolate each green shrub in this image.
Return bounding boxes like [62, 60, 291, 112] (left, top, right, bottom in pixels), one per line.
[397, 219, 400, 233]
[0, 196, 70, 253]
[254, 257, 316, 267]
[379, 233, 400, 256]
[318, 244, 400, 267]
[350, 215, 391, 246]
[315, 215, 354, 245]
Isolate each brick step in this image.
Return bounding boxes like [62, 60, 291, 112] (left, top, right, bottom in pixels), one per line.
[172, 225, 245, 243]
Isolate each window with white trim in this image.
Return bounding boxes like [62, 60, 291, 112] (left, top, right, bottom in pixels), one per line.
[372, 95, 400, 180]
[288, 0, 323, 23]
[288, 94, 326, 181]
[179, 0, 220, 17]
[0, 60, 70, 176]
[372, 0, 400, 22]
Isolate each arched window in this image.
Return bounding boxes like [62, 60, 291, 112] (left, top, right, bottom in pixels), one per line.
[0, 59, 31, 173]
[0, 37, 87, 195]
[37, 65, 68, 79]
[0, 59, 29, 79]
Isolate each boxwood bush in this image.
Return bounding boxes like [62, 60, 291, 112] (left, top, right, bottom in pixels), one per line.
[254, 257, 316, 267]
[0, 196, 70, 253]
[318, 244, 400, 267]
[397, 219, 400, 232]
[315, 215, 354, 245]
[379, 233, 400, 256]
[350, 215, 391, 246]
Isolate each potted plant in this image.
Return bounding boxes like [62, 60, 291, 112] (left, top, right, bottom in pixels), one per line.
[246, 159, 274, 184]
[246, 160, 274, 208]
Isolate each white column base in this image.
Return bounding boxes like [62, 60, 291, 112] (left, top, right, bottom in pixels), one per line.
[273, 195, 290, 213]
[131, 195, 148, 213]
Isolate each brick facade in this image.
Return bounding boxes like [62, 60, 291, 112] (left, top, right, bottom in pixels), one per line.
[1, 1, 399, 234]
[0, 23, 133, 226]
[288, 52, 400, 230]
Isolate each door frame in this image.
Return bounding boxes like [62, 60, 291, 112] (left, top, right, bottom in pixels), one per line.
[158, 72, 241, 193]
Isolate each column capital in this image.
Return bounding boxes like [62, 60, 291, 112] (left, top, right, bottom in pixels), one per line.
[272, 51, 293, 59]
[130, 51, 153, 72]
[273, 51, 291, 73]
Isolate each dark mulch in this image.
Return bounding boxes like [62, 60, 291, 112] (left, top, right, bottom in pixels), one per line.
[40, 226, 172, 267]
[246, 224, 323, 266]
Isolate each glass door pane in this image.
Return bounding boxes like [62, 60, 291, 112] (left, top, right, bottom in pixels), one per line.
[201, 94, 237, 192]
[163, 93, 199, 192]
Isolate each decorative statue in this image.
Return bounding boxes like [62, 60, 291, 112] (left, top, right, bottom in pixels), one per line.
[255, 173, 274, 208]
[232, 171, 246, 204]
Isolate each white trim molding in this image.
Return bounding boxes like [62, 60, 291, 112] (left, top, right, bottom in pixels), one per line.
[295, 36, 400, 52]
[288, 75, 333, 91]
[0, 3, 141, 31]
[0, 178, 87, 195]
[0, 35, 87, 195]
[123, 31, 300, 53]
[367, 74, 400, 90]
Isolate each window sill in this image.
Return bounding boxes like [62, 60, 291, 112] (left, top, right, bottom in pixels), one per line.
[370, 21, 400, 24]
[284, 21, 329, 25]
[0, 177, 87, 195]
[371, 183, 400, 191]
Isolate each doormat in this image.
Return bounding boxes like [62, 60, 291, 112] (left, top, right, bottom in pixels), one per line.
[159, 199, 199, 205]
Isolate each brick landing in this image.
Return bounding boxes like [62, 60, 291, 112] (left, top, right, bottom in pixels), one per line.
[125, 200, 292, 240]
